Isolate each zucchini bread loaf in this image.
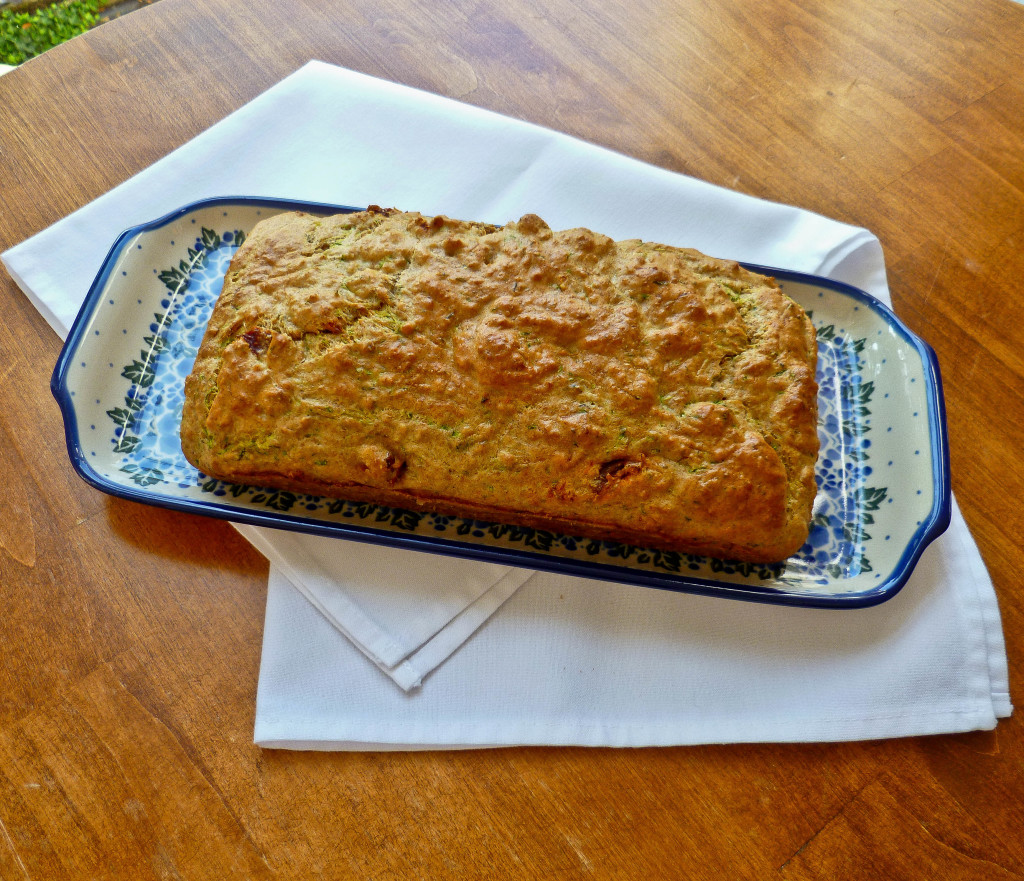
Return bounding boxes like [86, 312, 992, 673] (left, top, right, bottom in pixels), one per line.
[180, 207, 819, 562]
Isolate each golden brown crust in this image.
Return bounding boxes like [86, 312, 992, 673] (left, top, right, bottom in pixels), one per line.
[181, 208, 819, 562]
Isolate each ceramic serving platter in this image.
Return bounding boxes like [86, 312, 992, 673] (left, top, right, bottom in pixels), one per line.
[52, 196, 951, 608]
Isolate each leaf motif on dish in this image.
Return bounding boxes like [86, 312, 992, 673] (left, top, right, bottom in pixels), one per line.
[110, 232, 242, 488]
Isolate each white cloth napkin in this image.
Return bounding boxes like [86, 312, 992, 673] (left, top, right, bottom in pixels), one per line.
[233, 526, 531, 690]
[3, 61, 1010, 747]
[258, 502, 1008, 748]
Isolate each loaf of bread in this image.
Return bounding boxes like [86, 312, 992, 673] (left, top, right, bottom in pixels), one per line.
[180, 207, 819, 562]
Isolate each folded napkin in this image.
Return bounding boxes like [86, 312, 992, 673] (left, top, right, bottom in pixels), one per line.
[4, 61, 1010, 747]
[234, 526, 531, 690]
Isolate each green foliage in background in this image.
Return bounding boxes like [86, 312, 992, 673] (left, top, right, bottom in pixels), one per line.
[0, 0, 100, 66]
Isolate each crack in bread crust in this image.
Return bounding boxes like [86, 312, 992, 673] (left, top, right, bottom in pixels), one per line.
[181, 208, 819, 562]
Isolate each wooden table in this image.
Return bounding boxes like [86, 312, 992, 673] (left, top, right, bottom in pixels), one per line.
[1, 0, 1022, 877]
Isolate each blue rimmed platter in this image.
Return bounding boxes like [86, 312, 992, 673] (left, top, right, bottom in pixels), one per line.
[51, 196, 951, 608]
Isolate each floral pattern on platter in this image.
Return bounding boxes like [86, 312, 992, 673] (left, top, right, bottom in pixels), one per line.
[788, 319, 887, 584]
[110, 229, 886, 589]
[109, 228, 244, 489]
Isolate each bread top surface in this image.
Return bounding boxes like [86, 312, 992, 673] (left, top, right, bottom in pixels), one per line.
[180, 208, 819, 562]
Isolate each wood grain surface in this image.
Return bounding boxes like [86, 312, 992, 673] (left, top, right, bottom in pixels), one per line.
[1, 0, 1022, 877]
